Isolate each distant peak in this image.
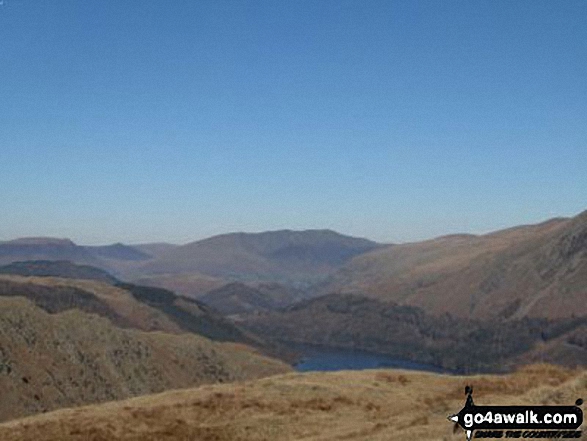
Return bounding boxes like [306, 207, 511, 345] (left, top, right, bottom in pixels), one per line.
[4, 237, 77, 246]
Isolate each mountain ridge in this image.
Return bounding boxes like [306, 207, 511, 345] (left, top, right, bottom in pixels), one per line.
[319, 210, 587, 319]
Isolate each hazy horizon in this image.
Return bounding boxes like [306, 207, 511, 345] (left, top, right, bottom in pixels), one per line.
[1, 1, 585, 245]
[0, 208, 582, 247]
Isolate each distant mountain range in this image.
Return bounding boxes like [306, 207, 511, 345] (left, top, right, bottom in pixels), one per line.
[0, 212, 585, 424]
[1, 210, 586, 322]
[0, 229, 384, 301]
[0, 212, 587, 319]
[0, 238, 150, 272]
[137, 229, 383, 287]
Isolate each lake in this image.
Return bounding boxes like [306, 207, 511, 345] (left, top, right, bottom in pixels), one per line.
[291, 344, 450, 373]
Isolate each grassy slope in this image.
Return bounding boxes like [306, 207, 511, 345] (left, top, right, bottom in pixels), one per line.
[321, 213, 587, 319]
[0, 365, 584, 441]
[0, 275, 185, 334]
[0, 297, 291, 423]
[0, 275, 266, 347]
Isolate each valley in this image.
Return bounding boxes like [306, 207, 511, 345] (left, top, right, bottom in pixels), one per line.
[0, 211, 585, 435]
[4, 2, 585, 439]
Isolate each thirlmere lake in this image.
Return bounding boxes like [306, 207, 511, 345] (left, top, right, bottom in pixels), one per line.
[290, 344, 452, 373]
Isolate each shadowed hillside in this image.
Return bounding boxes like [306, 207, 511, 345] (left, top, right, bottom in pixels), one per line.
[131, 272, 228, 299]
[115, 282, 259, 343]
[199, 282, 304, 315]
[0, 364, 583, 441]
[85, 243, 151, 261]
[0, 238, 99, 266]
[242, 293, 587, 373]
[0, 261, 119, 284]
[0, 276, 265, 348]
[0, 239, 151, 280]
[0, 297, 291, 423]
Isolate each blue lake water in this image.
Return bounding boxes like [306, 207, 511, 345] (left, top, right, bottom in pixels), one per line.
[291, 344, 449, 373]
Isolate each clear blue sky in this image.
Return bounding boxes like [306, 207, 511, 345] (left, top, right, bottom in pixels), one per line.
[1, 0, 585, 245]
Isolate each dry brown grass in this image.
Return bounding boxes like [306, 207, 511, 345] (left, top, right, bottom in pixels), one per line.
[0, 275, 184, 333]
[321, 215, 587, 320]
[0, 296, 291, 423]
[0, 365, 583, 441]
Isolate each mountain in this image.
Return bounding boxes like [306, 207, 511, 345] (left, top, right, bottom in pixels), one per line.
[0, 232, 383, 296]
[0, 238, 98, 266]
[0, 238, 151, 279]
[0, 364, 583, 441]
[0, 261, 119, 284]
[0, 296, 290, 423]
[241, 293, 587, 373]
[319, 211, 587, 319]
[138, 229, 384, 288]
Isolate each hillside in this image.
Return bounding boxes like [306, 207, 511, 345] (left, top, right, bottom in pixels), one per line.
[132, 243, 179, 259]
[0, 261, 119, 284]
[0, 275, 263, 347]
[0, 239, 151, 279]
[242, 293, 587, 373]
[0, 364, 583, 441]
[131, 272, 228, 299]
[85, 243, 151, 261]
[199, 282, 303, 315]
[0, 238, 99, 267]
[320, 211, 587, 319]
[137, 229, 383, 288]
[0, 297, 291, 423]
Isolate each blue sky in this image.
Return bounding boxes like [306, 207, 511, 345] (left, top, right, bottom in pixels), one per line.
[1, 0, 586, 244]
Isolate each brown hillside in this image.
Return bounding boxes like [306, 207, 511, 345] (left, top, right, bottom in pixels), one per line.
[0, 365, 583, 441]
[0, 275, 265, 347]
[0, 297, 291, 423]
[0, 275, 185, 334]
[131, 272, 227, 299]
[321, 212, 587, 319]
